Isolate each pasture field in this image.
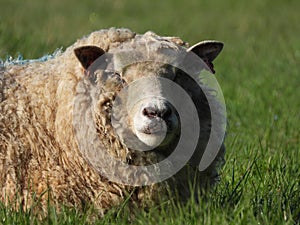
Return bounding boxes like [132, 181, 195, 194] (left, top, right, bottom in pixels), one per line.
[0, 0, 299, 224]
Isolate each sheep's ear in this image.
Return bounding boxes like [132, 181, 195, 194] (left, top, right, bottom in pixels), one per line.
[188, 41, 223, 74]
[74, 46, 105, 70]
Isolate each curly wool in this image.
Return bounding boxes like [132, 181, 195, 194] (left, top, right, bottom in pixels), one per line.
[0, 28, 225, 215]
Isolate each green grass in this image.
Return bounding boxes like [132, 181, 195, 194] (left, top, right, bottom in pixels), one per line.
[0, 0, 299, 224]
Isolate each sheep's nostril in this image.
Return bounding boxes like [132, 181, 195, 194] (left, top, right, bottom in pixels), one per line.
[142, 107, 158, 118]
[142, 105, 172, 119]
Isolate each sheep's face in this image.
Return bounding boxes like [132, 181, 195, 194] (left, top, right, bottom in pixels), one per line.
[118, 62, 180, 150]
[74, 39, 223, 153]
[95, 60, 181, 152]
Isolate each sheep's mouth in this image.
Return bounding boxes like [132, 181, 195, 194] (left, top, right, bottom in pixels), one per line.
[141, 128, 158, 135]
[133, 117, 181, 149]
[139, 124, 167, 135]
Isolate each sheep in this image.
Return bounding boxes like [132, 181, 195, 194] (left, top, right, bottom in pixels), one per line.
[0, 27, 225, 215]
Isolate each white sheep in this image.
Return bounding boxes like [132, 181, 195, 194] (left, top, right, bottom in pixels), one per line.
[0, 27, 225, 215]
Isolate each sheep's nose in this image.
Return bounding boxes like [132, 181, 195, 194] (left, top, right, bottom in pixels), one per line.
[142, 104, 172, 120]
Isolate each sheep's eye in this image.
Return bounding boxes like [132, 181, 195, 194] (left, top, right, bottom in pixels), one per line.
[103, 70, 126, 87]
[113, 72, 121, 78]
[104, 70, 121, 78]
[110, 72, 123, 82]
[114, 72, 127, 85]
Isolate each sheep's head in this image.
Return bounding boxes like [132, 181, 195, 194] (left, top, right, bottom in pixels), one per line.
[73, 33, 224, 185]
